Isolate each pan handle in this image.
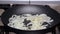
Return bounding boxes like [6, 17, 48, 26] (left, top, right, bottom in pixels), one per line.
[44, 5, 50, 8]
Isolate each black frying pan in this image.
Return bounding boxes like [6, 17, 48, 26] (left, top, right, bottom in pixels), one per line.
[1, 5, 60, 34]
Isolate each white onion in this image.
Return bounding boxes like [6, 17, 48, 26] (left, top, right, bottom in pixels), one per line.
[8, 14, 54, 30]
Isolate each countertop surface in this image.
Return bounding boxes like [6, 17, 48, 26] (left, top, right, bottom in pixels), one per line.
[0, 0, 60, 4]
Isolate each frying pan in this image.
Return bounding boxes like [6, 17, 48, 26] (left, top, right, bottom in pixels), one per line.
[1, 5, 60, 34]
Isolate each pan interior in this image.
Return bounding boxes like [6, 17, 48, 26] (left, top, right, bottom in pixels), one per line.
[8, 14, 54, 31]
